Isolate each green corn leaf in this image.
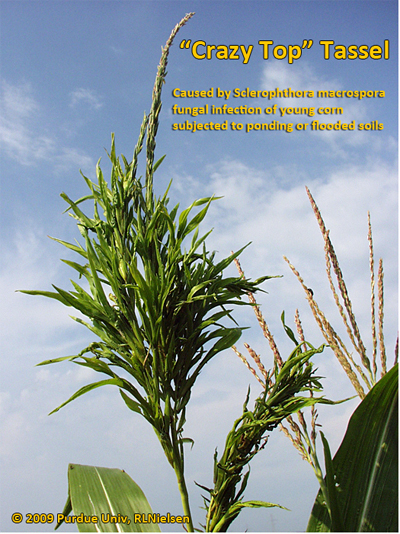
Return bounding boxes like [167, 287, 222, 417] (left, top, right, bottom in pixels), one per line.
[211, 246, 250, 278]
[120, 390, 143, 415]
[152, 154, 166, 174]
[307, 364, 398, 532]
[74, 357, 115, 378]
[55, 463, 160, 532]
[234, 469, 251, 502]
[177, 197, 216, 239]
[61, 259, 89, 278]
[61, 192, 97, 228]
[49, 236, 88, 258]
[51, 284, 106, 320]
[186, 279, 214, 301]
[70, 317, 117, 346]
[182, 201, 214, 239]
[281, 310, 299, 346]
[48, 378, 125, 415]
[320, 432, 344, 532]
[212, 500, 288, 532]
[178, 437, 195, 449]
[36, 355, 78, 366]
[17, 289, 72, 306]
[56, 492, 72, 530]
[83, 233, 114, 313]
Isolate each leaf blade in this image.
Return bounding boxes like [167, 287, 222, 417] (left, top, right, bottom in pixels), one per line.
[307, 364, 398, 532]
[65, 464, 161, 532]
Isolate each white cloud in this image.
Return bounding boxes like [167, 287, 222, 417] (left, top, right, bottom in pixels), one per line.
[200, 157, 397, 269]
[54, 146, 96, 175]
[69, 88, 103, 110]
[261, 60, 326, 90]
[1, 80, 38, 117]
[171, 154, 398, 387]
[0, 226, 89, 358]
[0, 80, 96, 171]
[0, 81, 56, 164]
[259, 61, 388, 153]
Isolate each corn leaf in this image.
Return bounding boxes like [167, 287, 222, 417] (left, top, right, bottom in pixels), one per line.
[307, 364, 398, 532]
[320, 432, 344, 532]
[48, 378, 125, 415]
[212, 500, 288, 533]
[55, 463, 160, 532]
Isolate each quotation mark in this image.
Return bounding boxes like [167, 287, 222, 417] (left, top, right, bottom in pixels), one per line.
[302, 40, 313, 49]
[180, 40, 191, 49]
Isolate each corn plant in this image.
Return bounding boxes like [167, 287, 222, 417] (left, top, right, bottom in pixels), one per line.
[192, 256, 346, 532]
[278, 190, 398, 531]
[280, 187, 397, 486]
[200, 343, 331, 532]
[19, 13, 271, 531]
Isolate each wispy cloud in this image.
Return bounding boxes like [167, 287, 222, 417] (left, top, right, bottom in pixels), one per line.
[204, 157, 397, 279]
[69, 88, 103, 110]
[54, 146, 95, 175]
[259, 62, 387, 153]
[110, 44, 124, 56]
[0, 81, 56, 165]
[170, 154, 398, 364]
[260, 61, 362, 121]
[0, 80, 96, 171]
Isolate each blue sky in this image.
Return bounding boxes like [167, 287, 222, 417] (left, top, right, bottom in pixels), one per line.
[0, 1, 398, 532]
